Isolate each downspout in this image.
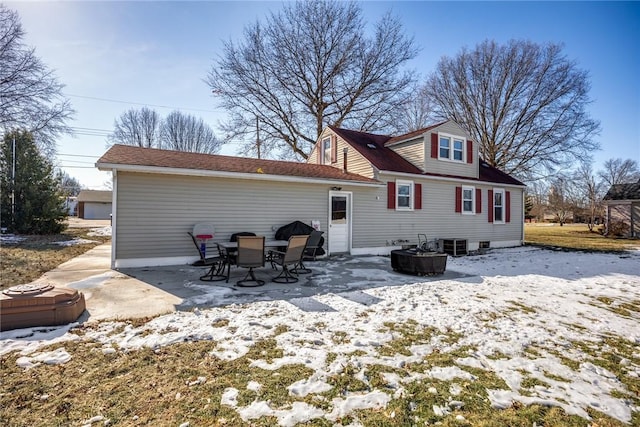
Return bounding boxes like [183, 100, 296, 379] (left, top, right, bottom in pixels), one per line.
[521, 191, 525, 244]
[111, 170, 117, 269]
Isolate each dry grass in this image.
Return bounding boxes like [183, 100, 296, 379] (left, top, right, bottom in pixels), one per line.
[0, 228, 111, 290]
[1, 329, 634, 426]
[524, 223, 639, 252]
[1, 222, 637, 425]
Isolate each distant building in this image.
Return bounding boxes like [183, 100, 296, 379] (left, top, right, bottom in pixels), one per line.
[64, 196, 78, 216]
[77, 190, 112, 220]
[603, 180, 640, 237]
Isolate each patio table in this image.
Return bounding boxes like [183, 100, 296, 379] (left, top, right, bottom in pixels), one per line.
[219, 240, 288, 249]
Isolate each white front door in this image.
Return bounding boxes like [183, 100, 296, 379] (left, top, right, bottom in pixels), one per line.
[328, 191, 351, 254]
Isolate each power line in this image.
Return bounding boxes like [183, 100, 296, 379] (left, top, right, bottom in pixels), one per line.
[65, 93, 218, 114]
[58, 153, 101, 158]
[56, 159, 95, 165]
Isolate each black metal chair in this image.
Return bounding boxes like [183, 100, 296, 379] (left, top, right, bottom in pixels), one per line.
[291, 230, 323, 274]
[188, 232, 226, 282]
[236, 236, 266, 287]
[270, 235, 309, 283]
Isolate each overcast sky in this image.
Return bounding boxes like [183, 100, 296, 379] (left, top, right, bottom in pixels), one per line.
[7, 1, 639, 190]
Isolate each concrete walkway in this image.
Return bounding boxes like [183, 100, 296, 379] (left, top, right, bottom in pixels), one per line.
[40, 243, 180, 322]
[36, 243, 465, 324]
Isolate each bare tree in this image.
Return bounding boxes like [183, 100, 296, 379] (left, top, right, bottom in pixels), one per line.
[598, 158, 640, 188]
[109, 107, 160, 148]
[574, 162, 604, 231]
[527, 180, 550, 222]
[547, 176, 576, 226]
[424, 39, 600, 180]
[0, 5, 73, 154]
[159, 111, 222, 154]
[389, 83, 437, 134]
[207, 0, 417, 160]
[56, 170, 83, 197]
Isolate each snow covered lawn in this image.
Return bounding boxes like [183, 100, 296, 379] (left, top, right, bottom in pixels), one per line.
[1, 247, 639, 426]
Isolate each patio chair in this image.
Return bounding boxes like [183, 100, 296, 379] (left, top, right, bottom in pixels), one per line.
[188, 232, 226, 281]
[291, 230, 323, 274]
[269, 235, 309, 283]
[236, 236, 266, 287]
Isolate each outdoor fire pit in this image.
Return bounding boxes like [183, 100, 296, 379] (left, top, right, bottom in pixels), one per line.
[390, 249, 448, 275]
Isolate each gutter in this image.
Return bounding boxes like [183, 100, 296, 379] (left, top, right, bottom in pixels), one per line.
[96, 162, 385, 188]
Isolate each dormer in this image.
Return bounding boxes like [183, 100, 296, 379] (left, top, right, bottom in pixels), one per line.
[385, 120, 478, 180]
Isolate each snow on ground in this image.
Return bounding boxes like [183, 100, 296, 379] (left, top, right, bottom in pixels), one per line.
[0, 234, 26, 244]
[52, 238, 98, 246]
[1, 247, 639, 425]
[87, 226, 111, 237]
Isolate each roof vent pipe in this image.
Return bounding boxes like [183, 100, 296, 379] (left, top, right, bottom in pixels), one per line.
[343, 147, 348, 173]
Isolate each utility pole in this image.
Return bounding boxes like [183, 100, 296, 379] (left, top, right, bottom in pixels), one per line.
[11, 132, 16, 224]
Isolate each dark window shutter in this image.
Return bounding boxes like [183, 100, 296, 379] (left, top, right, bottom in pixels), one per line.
[506, 191, 511, 223]
[331, 136, 337, 163]
[387, 182, 396, 209]
[488, 189, 494, 223]
[316, 142, 320, 163]
[431, 133, 438, 159]
[415, 183, 422, 210]
[455, 186, 462, 213]
[466, 140, 473, 164]
[475, 188, 482, 214]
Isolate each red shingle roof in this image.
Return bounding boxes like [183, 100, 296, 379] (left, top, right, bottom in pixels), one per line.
[330, 125, 525, 187]
[329, 126, 423, 174]
[97, 145, 380, 184]
[385, 121, 447, 145]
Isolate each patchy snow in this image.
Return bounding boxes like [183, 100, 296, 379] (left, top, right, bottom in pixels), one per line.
[0, 234, 26, 244]
[1, 247, 639, 424]
[87, 226, 111, 237]
[53, 238, 98, 246]
[16, 347, 71, 369]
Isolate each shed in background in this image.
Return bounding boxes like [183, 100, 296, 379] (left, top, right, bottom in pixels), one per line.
[77, 190, 112, 220]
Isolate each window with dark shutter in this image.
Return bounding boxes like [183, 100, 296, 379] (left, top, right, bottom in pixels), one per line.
[387, 182, 396, 209]
[455, 186, 462, 213]
[506, 191, 511, 223]
[475, 188, 482, 214]
[431, 133, 438, 159]
[466, 140, 473, 164]
[488, 189, 494, 223]
[415, 183, 422, 210]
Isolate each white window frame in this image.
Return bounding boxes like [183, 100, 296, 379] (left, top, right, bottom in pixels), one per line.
[493, 188, 505, 224]
[462, 185, 475, 215]
[438, 133, 466, 163]
[396, 180, 414, 211]
[322, 136, 332, 164]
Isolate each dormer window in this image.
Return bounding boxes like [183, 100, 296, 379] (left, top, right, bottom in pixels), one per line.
[439, 133, 466, 162]
[322, 137, 332, 165]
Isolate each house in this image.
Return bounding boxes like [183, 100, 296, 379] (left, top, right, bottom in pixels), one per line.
[76, 190, 113, 220]
[63, 196, 78, 216]
[96, 120, 525, 269]
[603, 180, 640, 237]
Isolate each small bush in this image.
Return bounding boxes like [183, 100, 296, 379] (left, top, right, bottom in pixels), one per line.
[608, 221, 630, 237]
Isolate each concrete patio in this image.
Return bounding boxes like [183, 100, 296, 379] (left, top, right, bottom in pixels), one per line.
[40, 243, 466, 323]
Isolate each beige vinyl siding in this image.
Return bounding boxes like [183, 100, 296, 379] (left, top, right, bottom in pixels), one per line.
[115, 172, 331, 261]
[424, 121, 478, 179]
[308, 129, 376, 178]
[388, 138, 425, 171]
[349, 176, 523, 249]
